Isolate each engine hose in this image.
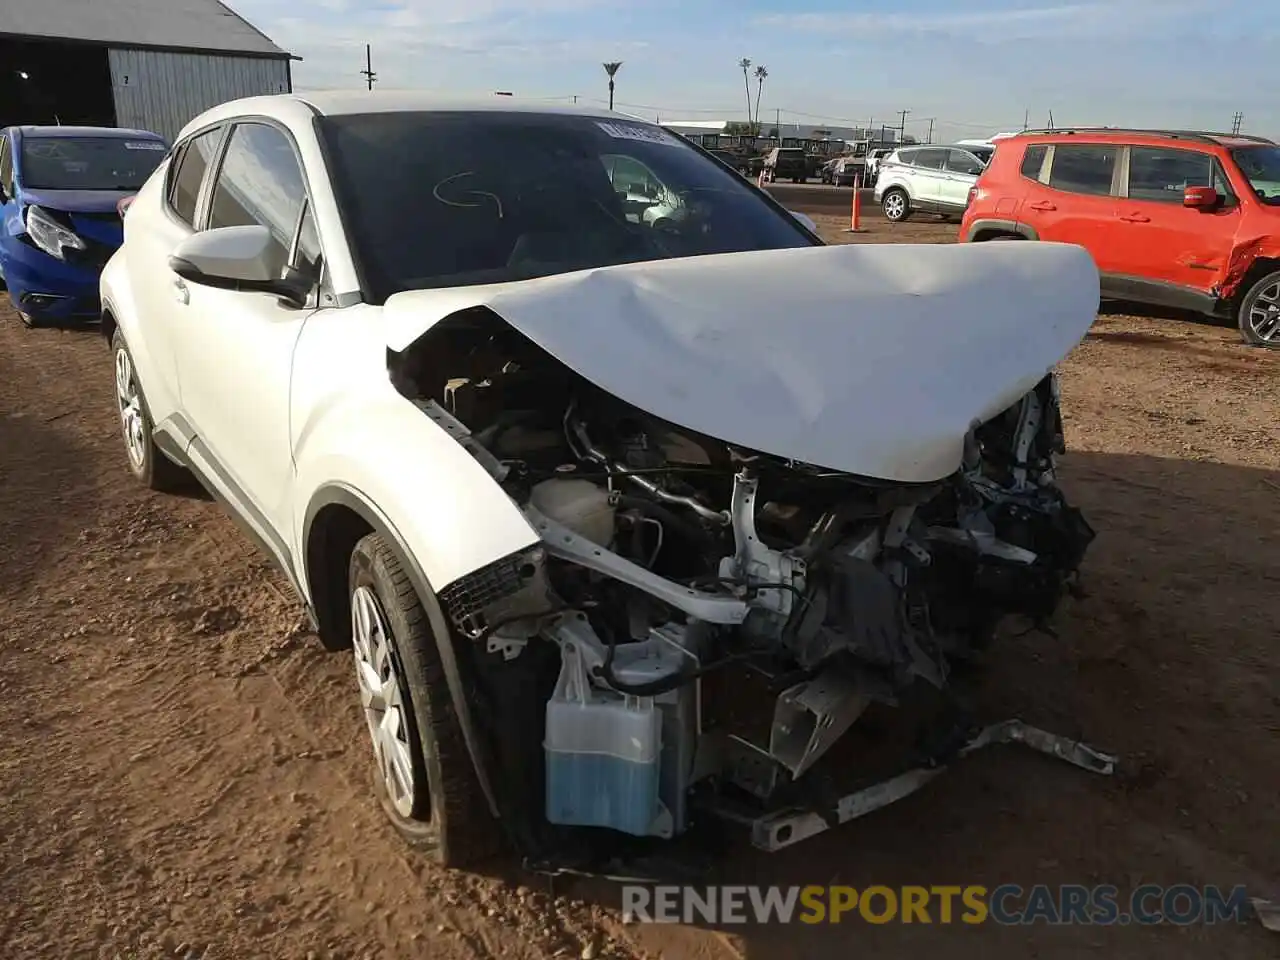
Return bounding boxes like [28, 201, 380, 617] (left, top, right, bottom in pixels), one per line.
[611, 495, 718, 553]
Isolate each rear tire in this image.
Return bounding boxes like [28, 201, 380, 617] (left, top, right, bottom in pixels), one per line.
[110, 329, 189, 492]
[882, 188, 911, 222]
[1236, 269, 1280, 348]
[348, 533, 500, 867]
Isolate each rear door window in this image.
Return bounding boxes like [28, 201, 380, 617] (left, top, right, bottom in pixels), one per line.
[913, 148, 948, 170]
[167, 128, 224, 226]
[1020, 144, 1049, 181]
[1047, 145, 1118, 196]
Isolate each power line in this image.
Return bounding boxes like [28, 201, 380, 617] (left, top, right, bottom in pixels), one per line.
[578, 98, 1028, 132]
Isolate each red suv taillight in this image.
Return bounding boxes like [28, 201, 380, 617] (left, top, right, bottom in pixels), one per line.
[117, 195, 136, 219]
[967, 186, 978, 205]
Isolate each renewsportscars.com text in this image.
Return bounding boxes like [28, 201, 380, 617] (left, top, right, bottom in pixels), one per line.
[621, 884, 1251, 926]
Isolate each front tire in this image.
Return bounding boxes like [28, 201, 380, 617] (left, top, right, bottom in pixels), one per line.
[348, 533, 499, 867]
[110, 329, 189, 492]
[882, 188, 911, 222]
[1236, 269, 1280, 348]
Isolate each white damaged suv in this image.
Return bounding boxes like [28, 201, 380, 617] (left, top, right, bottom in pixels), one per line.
[101, 92, 1106, 871]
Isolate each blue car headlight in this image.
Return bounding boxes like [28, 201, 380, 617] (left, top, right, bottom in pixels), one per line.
[24, 205, 87, 261]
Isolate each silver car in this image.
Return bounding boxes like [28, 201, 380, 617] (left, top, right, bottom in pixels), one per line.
[873, 144, 993, 222]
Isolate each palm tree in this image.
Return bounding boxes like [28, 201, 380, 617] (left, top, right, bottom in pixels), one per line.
[753, 65, 768, 129]
[738, 58, 753, 132]
[603, 61, 622, 111]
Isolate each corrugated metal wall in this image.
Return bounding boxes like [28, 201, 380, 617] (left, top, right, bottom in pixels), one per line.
[108, 48, 290, 143]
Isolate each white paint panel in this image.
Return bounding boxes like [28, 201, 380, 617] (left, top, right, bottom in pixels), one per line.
[109, 49, 290, 142]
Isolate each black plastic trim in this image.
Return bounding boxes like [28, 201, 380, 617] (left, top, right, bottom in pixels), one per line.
[1099, 274, 1220, 315]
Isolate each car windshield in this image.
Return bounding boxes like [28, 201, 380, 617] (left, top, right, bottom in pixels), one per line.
[19, 136, 166, 190]
[318, 111, 816, 302]
[1230, 145, 1280, 204]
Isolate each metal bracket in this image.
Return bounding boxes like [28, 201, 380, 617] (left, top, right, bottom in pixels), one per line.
[526, 504, 749, 625]
[414, 399, 509, 480]
[715, 719, 1117, 853]
[719, 471, 805, 621]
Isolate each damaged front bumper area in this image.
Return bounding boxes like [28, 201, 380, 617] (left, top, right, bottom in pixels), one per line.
[720, 719, 1117, 853]
[413, 358, 1107, 863]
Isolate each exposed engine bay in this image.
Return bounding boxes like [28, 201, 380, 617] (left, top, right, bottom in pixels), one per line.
[391, 308, 1100, 860]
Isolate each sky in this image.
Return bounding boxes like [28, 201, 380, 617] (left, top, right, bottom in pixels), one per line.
[232, 0, 1275, 143]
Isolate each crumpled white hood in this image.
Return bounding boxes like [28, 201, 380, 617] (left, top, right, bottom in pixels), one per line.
[382, 241, 1098, 483]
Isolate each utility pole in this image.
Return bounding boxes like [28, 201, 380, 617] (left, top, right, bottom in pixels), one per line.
[925, 118, 934, 143]
[897, 109, 909, 142]
[1232, 111, 1243, 135]
[360, 44, 376, 90]
[1023, 108, 1029, 130]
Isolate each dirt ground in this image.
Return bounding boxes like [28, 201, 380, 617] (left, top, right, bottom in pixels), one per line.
[2, 217, 1278, 960]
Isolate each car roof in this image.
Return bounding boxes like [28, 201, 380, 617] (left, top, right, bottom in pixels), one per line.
[295, 90, 623, 120]
[12, 125, 163, 139]
[175, 91, 671, 145]
[1008, 128, 1274, 149]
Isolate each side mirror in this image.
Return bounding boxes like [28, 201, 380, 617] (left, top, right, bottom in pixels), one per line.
[1184, 186, 1219, 209]
[168, 225, 308, 305]
[789, 210, 817, 233]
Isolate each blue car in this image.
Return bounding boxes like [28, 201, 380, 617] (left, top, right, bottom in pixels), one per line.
[0, 125, 168, 327]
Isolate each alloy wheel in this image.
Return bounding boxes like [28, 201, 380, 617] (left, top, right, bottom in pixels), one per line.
[883, 192, 906, 220]
[1247, 282, 1280, 343]
[351, 585, 418, 818]
[114, 348, 147, 468]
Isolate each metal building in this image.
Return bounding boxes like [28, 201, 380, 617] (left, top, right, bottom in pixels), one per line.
[1, 0, 296, 142]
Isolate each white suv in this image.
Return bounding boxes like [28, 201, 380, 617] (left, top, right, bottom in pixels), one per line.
[873, 145, 992, 221]
[100, 92, 1101, 870]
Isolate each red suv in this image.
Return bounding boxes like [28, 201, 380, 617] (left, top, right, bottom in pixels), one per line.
[960, 128, 1280, 348]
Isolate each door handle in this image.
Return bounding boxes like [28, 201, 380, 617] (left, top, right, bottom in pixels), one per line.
[1119, 213, 1151, 223]
[1028, 201, 1056, 211]
[172, 279, 189, 305]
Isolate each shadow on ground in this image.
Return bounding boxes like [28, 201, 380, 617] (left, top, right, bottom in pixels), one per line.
[0, 353, 101, 603]
[1097, 299, 1238, 333]
[507, 450, 1280, 960]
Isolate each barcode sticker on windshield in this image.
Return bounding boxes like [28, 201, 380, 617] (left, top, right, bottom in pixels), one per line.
[124, 141, 165, 151]
[596, 121, 677, 146]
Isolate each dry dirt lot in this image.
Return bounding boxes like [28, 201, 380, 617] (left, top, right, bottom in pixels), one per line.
[2, 217, 1278, 959]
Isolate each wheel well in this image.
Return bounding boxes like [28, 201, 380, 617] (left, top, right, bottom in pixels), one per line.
[100, 306, 118, 345]
[1229, 256, 1280, 306]
[305, 503, 374, 651]
[972, 228, 1024, 242]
